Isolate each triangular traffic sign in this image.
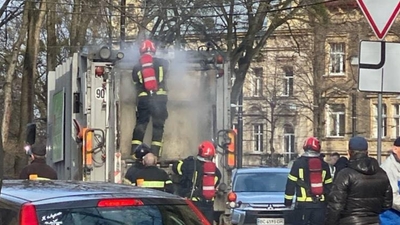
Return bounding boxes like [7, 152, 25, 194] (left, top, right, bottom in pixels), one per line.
[357, 0, 400, 40]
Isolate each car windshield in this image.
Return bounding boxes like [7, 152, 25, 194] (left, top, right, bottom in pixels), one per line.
[37, 204, 202, 225]
[233, 172, 288, 192]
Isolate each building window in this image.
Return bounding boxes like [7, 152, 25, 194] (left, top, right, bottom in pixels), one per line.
[253, 124, 264, 152]
[252, 68, 263, 97]
[283, 124, 296, 163]
[282, 66, 294, 97]
[329, 43, 345, 75]
[393, 105, 400, 138]
[373, 104, 387, 138]
[326, 104, 346, 137]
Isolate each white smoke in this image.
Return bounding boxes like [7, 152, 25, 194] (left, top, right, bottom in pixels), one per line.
[116, 41, 213, 159]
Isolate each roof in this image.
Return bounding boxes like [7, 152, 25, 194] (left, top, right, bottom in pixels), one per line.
[1, 180, 180, 203]
[234, 167, 290, 174]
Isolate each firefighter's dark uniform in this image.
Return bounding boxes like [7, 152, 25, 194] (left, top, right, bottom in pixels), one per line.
[123, 161, 145, 184]
[131, 58, 170, 158]
[125, 165, 174, 194]
[172, 156, 222, 224]
[19, 158, 58, 180]
[284, 156, 333, 225]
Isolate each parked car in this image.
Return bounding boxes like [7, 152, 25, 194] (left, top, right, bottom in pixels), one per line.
[0, 179, 209, 225]
[227, 167, 295, 225]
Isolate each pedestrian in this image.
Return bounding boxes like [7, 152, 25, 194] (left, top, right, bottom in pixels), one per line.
[284, 137, 333, 225]
[172, 140, 221, 225]
[123, 143, 150, 184]
[19, 143, 58, 180]
[333, 154, 348, 180]
[131, 39, 170, 158]
[327, 152, 340, 179]
[125, 153, 174, 194]
[326, 136, 393, 225]
[379, 137, 400, 225]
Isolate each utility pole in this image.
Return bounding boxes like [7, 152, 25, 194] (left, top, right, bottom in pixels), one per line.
[237, 87, 243, 168]
[120, 0, 126, 50]
[351, 88, 357, 137]
[377, 93, 383, 164]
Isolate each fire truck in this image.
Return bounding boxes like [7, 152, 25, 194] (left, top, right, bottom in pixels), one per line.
[33, 44, 237, 224]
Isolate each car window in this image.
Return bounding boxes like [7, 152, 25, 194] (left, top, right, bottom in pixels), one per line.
[233, 172, 288, 192]
[37, 204, 203, 225]
[0, 204, 18, 225]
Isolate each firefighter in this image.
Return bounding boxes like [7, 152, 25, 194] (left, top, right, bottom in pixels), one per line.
[284, 137, 333, 225]
[19, 143, 58, 180]
[124, 143, 150, 184]
[172, 140, 222, 225]
[124, 153, 174, 194]
[131, 39, 170, 158]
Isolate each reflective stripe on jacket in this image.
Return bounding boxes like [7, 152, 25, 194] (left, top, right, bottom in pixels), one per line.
[284, 156, 333, 206]
[132, 57, 169, 96]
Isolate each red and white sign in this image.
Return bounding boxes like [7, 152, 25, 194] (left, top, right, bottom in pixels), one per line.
[357, 0, 400, 40]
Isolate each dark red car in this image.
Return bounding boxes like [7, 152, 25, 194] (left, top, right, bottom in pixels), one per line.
[0, 180, 210, 225]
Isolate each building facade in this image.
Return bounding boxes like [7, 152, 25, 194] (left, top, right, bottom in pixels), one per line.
[239, 3, 400, 166]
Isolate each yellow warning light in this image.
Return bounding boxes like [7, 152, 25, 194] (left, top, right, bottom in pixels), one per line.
[227, 129, 237, 168]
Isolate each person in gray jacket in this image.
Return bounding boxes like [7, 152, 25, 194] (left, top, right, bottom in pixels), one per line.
[379, 137, 400, 224]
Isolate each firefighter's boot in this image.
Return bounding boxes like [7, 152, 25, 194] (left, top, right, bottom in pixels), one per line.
[131, 144, 139, 159]
[150, 144, 162, 158]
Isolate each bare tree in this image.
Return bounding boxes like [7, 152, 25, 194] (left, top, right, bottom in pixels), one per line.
[0, 0, 24, 29]
[0, 127, 4, 186]
[288, 3, 363, 139]
[1, 3, 29, 145]
[17, 0, 47, 174]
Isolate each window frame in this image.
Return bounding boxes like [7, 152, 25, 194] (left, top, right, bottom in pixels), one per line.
[283, 125, 295, 163]
[281, 66, 294, 97]
[252, 124, 264, 152]
[373, 104, 387, 138]
[328, 42, 346, 76]
[252, 68, 263, 97]
[326, 104, 346, 137]
[393, 104, 400, 138]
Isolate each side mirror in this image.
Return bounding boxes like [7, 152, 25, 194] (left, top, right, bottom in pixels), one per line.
[26, 123, 36, 145]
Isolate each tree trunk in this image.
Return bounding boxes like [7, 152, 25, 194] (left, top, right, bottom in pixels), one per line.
[310, 14, 328, 140]
[47, 0, 57, 73]
[1, 4, 29, 145]
[269, 103, 276, 154]
[17, 0, 47, 175]
[0, 126, 4, 189]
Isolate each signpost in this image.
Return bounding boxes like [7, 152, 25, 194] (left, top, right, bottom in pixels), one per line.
[356, 0, 400, 163]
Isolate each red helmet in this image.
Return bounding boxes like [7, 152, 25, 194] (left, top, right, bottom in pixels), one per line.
[198, 141, 216, 158]
[139, 39, 156, 55]
[303, 137, 321, 152]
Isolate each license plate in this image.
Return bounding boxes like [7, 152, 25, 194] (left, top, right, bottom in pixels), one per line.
[257, 218, 285, 225]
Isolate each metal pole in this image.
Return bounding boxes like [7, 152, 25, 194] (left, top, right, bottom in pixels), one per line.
[120, 0, 126, 49]
[351, 90, 357, 137]
[377, 93, 382, 164]
[237, 87, 243, 168]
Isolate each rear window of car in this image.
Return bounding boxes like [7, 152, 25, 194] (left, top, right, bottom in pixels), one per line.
[233, 172, 288, 192]
[37, 204, 203, 225]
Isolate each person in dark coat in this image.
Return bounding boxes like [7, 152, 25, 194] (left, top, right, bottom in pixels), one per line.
[333, 156, 349, 179]
[125, 153, 174, 194]
[19, 144, 58, 180]
[326, 136, 393, 225]
[123, 144, 150, 184]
